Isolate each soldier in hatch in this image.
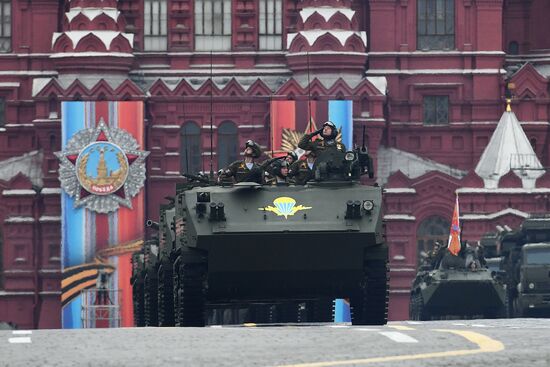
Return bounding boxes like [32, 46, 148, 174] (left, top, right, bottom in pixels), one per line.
[298, 121, 346, 154]
[428, 241, 443, 268]
[264, 151, 297, 183]
[219, 140, 263, 184]
[284, 151, 298, 165]
[268, 160, 290, 186]
[289, 150, 316, 185]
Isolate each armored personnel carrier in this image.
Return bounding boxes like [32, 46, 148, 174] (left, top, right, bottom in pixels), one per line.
[133, 146, 388, 326]
[409, 246, 506, 320]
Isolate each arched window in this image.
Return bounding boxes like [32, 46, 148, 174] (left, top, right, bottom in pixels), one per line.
[180, 122, 202, 174]
[416, 215, 450, 265]
[417, 0, 455, 50]
[217, 120, 238, 169]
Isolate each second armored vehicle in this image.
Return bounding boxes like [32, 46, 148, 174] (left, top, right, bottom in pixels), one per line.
[410, 247, 506, 320]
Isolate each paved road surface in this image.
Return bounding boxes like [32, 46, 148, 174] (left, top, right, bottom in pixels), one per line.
[2, 319, 550, 367]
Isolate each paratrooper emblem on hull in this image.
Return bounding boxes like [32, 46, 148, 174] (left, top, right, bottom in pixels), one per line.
[55, 119, 149, 213]
[259, 197, 312, 219]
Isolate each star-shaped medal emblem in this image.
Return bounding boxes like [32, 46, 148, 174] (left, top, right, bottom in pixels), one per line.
[55, 119, 149, 213]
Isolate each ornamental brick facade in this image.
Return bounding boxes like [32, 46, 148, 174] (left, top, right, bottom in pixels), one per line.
[1, 0, 549, 327]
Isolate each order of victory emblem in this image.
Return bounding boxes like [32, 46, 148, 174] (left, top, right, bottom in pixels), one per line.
[258, 197, 312, 219]
[55, 120, 149, 213]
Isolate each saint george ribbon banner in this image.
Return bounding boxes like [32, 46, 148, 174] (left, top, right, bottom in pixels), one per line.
[448, 195, 461, 256]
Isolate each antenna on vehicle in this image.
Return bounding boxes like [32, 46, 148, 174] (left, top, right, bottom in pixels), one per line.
[270, 92, 274, 158]
[209, 50, 214, 180]
[306, 51, 312, 129]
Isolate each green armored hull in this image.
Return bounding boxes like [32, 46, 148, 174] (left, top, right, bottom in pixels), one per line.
[133, 148, 389, 326]
[410, 268, 506, 320]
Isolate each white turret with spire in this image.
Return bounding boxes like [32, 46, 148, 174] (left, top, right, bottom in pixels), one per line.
[475, 99, 545, 189]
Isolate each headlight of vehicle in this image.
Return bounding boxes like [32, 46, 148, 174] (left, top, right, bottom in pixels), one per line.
[345, 152, 355, 161]
[363, 200, 374, 211]
[529, 282, 535, 289]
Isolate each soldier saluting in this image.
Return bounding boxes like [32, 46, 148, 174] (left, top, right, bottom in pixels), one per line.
[220, 140, 263, 184]
[264, 151, 297, 183]
[298, 121, 346, 154]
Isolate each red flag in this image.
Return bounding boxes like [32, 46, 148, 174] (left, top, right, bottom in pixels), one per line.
[270, 100, 296, 155]
[448, 195, 461, 256]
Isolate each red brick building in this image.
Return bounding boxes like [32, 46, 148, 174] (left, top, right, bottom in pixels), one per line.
[0, 0, 549, 327]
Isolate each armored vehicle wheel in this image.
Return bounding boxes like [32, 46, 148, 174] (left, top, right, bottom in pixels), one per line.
[484, 307, 506, 319]
[504, 289, 514, 318]
[173, 259, 182, 326]
[409, 292, 419, 320]
[175, 254, 207, 327]
[297, 302, 308, 323]
[408, 293, 416, 320]
[157, 264, 175, 327]
[351, 259, 389, 325]
[132, 276, 145, 327]
[144, 273, 159, 326]
[512, 296, 523, 317]
[249, 304, 276, 324]
[411, 291, 428, 321]
[513, 297, 524, 318]
[306, 298, 334, 323]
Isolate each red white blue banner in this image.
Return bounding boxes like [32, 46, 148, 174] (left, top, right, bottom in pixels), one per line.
[58, 101, 147, 328]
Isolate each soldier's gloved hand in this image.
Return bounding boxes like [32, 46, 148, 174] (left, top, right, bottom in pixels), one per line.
[314, 127, 324, 136]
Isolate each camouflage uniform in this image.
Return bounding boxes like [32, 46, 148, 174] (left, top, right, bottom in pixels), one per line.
[220, 140, 263, 184]
[298, 132, 346, 154]
[222, 161, 262, 184]
[289, 159, 314, 185]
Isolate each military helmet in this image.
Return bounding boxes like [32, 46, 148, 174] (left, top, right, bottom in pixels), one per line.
[286, 151, 298, 162]
[244, 140, 262, 158]
[322, 121, 338, 140]
[273, 160, 290, 177]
